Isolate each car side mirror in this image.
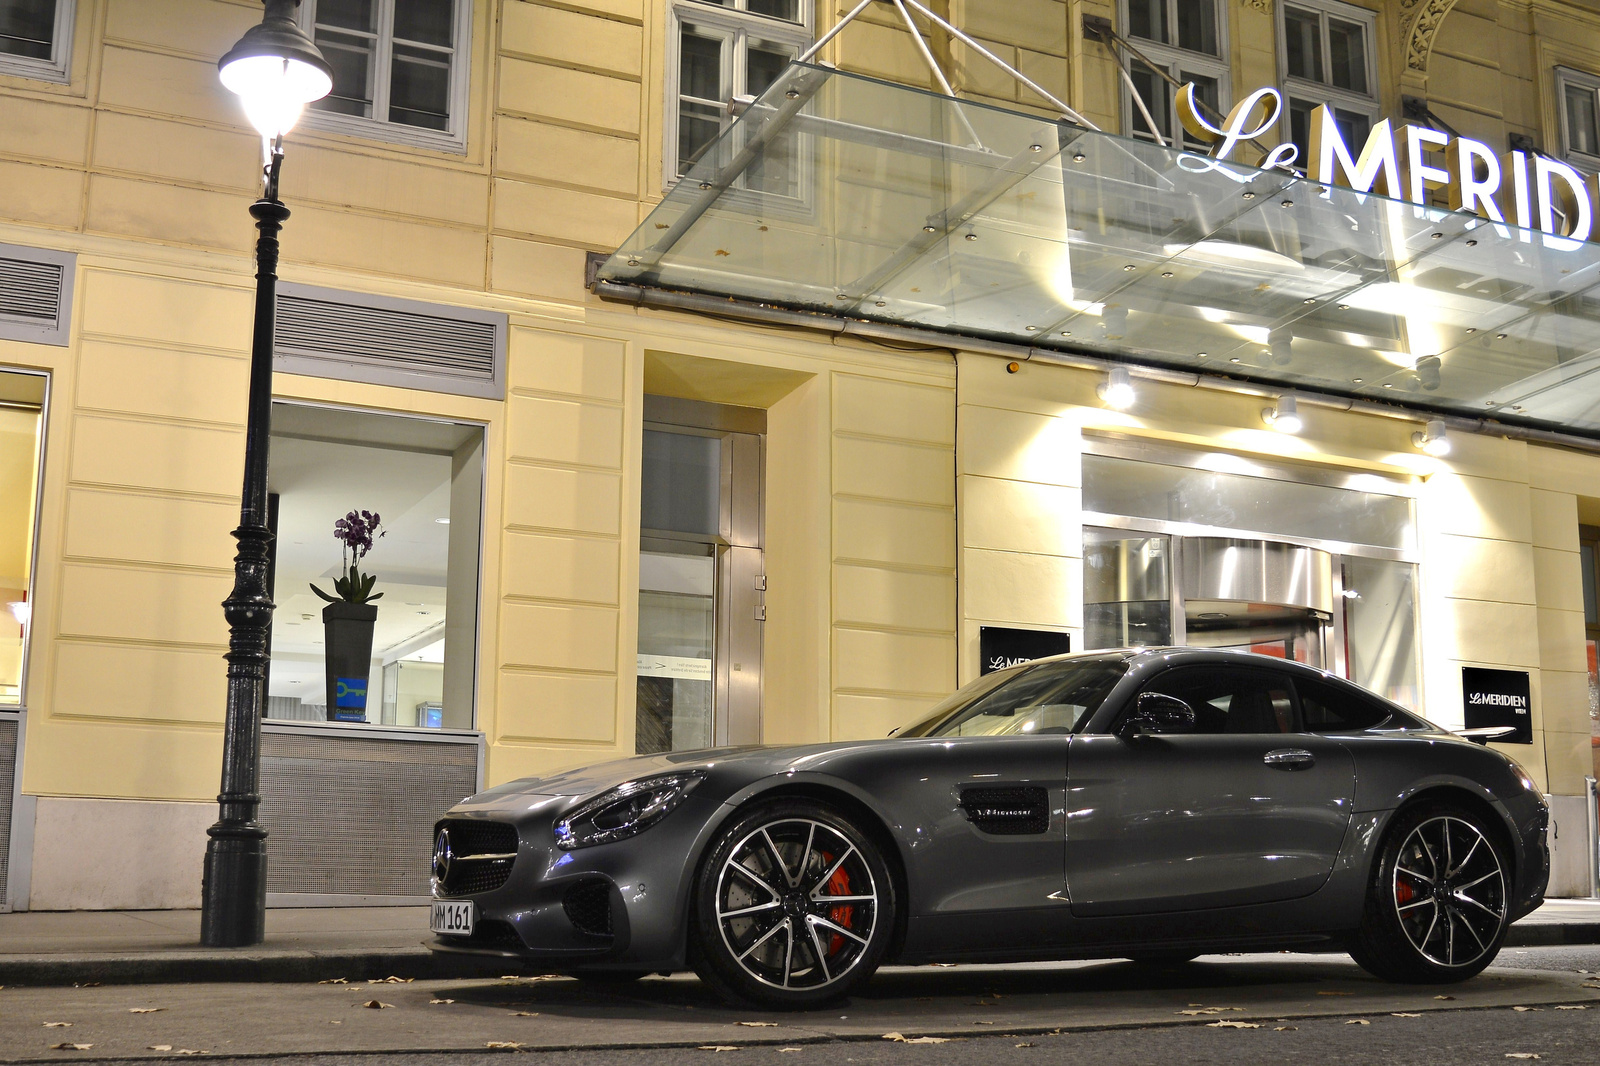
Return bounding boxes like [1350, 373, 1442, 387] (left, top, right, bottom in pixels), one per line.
[1120, 692, 1197, 738]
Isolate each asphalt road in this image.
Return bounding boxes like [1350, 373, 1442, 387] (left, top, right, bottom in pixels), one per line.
[3, 945, 1599, 1064]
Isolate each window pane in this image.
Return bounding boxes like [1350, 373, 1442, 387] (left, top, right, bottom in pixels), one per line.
[746, 35, 793, 95]
[1568, 83, 1599, 158]
[1129, 63, 1170, 141]
[1145, 668, 1296, 734]
[637, 551, 716, 753]
[316, 0, 376, 33]
[390, 43, 451, 129]
[1334, 107, 1370, 151]
[680, 23, 725, 101]
[1326, 16, 1367, 94]
[0, 0, 56, 60]
[1083, 529, 1172, 649]
[1283, 6, 1323, 84]
[314, 28, 376, 118]
[0, 373, 43, 706]
[1176, 0, 1217, 55]
[393, 0, 452, 47]
[642, 430, 722, 535]
[1127, 0, 1168, 44]
[1177, 71, 1219, 148]
[1583, 542, 1597, 624]
[679, 102, 723, 172]
[744, 36, 800, 196]
[1297, 677, 1393, 732]
[747, 0, 801, 22]
[1287, 95, 1313, 170]
[1341, 557, 1421, 710]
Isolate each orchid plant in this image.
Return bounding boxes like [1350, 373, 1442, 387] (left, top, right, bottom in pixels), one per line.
[310, 509, 386, 604]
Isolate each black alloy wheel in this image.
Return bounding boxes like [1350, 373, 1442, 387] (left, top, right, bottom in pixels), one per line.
[690, 798, 895, 1009]
[1349, 801, 1511, 983]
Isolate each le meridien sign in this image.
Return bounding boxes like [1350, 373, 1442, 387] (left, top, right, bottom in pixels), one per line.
[1176, 84, 1598, 247]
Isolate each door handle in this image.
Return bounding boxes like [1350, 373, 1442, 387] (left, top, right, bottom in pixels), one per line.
[1263, 748, 1316, 770]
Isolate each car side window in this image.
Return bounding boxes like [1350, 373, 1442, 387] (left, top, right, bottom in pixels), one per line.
[1142, 667, 1299, 734]
[1296, 677, 1393, 732]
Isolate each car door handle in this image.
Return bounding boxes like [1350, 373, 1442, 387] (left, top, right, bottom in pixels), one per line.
[1263, 749, 1316, 770]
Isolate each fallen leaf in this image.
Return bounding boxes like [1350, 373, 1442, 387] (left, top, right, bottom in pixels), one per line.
[1391, 1012, 1422, 1018]
[1505, 1056, 1541, 1061]
[655, 223, 669, 230]
[1555, 1005, 1588, 1010]
[714, 249, 731, 257]
[128, 1008, 165, 1014]
[883, 1033, 949, 1043]
[149, 1046, 173, 1052]
[1273, 1026, 1298, 1031]
[1434, 995, 1456, 1000]
[377, 976, 413, 983]
[362, 1000, 394, 1009]
[699, 1046, 741, 1052]
[1016, 1042, 1036, 1047]
[346, 987, 365, 992]
[43, 1022, 72, 1028]
[973, 1020, 994, 1025]
[430, 999, 455, 1005]
[318, 978, 348, 985]
[75, 983, 100, 989]
[737, 1022, 778, 1027]
[486, 1042, 524, 1049]
[1513, 1006, 1542, 1012]
[507, 1011, 539, 1017]
[329, 1021, 342, 1025]
[1583, 982, 1600, 990]
[1177, 1007, 1244, 1015]
[757, 225, 769, 232]
[48, 1044, 92, 1051]
[1346, 1019, 1370, 1025]
[1206, 1021, 1260, 1029]
[778, 1050, 802, 1054]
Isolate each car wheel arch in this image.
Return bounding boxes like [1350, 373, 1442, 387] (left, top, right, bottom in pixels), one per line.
[1376, 783, 1518, 884]
[680, 779, 913, 965]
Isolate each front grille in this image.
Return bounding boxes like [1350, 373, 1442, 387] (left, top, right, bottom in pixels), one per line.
[452, 918, 524, 951]
[959, 786, 1049, 835]
[563, 880, 614, 937]
[435, 819, 519, 896]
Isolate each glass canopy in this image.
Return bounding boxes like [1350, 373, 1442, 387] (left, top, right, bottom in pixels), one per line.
[597, 62, 1600, 439]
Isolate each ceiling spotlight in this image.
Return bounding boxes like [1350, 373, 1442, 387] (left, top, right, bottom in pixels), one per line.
[1097, 366, 1136, 410]
[434, 517, 451, 525]
[1414, 354, 1442, 391]
[1413, 419, 1451, 457]
[7, 601, 28, 625]
[1268, 326, 1292, 366]
[1262, 394, 1302, 434]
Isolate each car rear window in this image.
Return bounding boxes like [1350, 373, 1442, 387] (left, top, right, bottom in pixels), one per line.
[1296, 677, 1394, 732]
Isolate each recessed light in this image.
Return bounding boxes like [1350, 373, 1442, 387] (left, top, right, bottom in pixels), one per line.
[434, 517, 450, 524]
[1161, 271, 1174, 278]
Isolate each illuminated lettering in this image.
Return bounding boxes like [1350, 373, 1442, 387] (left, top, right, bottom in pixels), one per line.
[1404, 124, 1451, 206]
[1534, 155, 1593, 242]
[1309, 105, 1399, 197]
[1447, 138, 1504, 222]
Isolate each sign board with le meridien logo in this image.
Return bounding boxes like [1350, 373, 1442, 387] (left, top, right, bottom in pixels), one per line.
[1461, 667, 1532, 744]
[979, 627, 1071, 676]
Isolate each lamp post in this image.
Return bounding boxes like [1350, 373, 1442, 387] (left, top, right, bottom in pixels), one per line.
[200, 0, 331, 948]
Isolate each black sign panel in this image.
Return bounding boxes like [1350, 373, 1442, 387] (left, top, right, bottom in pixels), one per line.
[979, 626, 1071, 675]
[1462, 667, 1533, 744]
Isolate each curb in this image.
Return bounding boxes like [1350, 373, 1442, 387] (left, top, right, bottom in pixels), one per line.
[0, 923, 1595, 988]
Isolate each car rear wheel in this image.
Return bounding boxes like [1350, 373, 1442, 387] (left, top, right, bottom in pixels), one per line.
[690, 799, 894, 1009]
[1349, 802, 1510, 983]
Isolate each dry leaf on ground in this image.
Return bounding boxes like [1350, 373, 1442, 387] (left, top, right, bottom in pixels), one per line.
[1555, 1005, 1588, 1010]
[1582, 982, 1600, 990]
[1273, 1026, 1298, 1032]
[318, 978, 347, 984]
[47, 1044, 92, 1051]
[1435, 995, 1456, 1000]
[883, 1033, 950, 1044]
[1346, 1019, 1370, 1025]
[508, 1011, 539, 1017]
[1015, 1042, 1035, 1048]
[43, 1022, 71, 1028]
[737, 1021, 778, 1027]
[1177, 1007, 1243, 1015]
[1205, 1021, 1260, 1029]
[430, 999, 455, 1005]
[1505, 1055, 1541, 1061]
[777, 1049, 802, 1054]
[377, 976, 413, 983]
[148, 1046, 172, 1052]
[128, 1008, 165, 1014]
[1513, 1006, 1542, 1012]
[362, 1000, 394, 1009]
[1391, 1012, 1422, 1018]
[698, 1046, 741, 1052]
[486, 1041, 524, 1049]
[973, 1020, 994, 1025]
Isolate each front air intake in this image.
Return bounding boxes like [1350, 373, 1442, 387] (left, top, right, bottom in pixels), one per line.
[562, 880, 615, 937]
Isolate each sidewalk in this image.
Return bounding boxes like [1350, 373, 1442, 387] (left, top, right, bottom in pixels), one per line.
[1, 899, 1598, 988]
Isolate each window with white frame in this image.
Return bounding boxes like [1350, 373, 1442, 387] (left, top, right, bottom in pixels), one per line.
[296, 0, 471, 152]
[665, 0, 811, 196]
[1119, 0, 1229, 150]
[1279, 0, 1379, 171]
[1557, 67, 1600, 174]
[0, 0, 73, 82]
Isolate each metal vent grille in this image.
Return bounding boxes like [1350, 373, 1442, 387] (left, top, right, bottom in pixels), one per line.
[0, 718, 17, 904]
[563, 880, 614, 937]
[274, 286, 504, 399]
[434, 819, 518, 897]
[0, 244, 72, 345]
[260, 729, 479, 897]
[959, 786, 1049, 835]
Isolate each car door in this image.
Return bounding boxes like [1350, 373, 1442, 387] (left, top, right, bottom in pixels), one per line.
[1065, 665, 1356, 917]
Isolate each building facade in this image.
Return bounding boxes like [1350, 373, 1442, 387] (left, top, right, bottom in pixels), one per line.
[2, 0, 1600, 911]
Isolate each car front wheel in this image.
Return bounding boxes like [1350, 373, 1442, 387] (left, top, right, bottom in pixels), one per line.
[1349, 802, 1511, 983]
[690, 799, 894, 1009]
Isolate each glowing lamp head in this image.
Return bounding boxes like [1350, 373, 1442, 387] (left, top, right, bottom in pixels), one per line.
[217, 1, 333, 139]
[1097, 366, 1136, 410]
[8, 601, 29, 625]
[1263, 394, 1302, 434]
[1413, 419, 1452, 457]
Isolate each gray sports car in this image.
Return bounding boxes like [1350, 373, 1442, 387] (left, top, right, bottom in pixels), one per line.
[427, 648, 1549, 1009]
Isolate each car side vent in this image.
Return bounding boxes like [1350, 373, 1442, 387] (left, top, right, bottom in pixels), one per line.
[959, 786, 1049, 835]
[274, 282, 506, 399]
[0, 244, 74, 345]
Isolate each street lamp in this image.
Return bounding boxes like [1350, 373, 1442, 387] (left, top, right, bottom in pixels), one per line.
[200, 0, 331, 949]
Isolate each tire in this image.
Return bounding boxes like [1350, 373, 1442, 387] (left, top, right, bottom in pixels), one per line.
[1349, 801, 1511, 983]
[690, 798, 895, 1009]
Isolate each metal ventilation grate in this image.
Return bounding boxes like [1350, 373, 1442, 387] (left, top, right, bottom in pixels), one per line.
[260, 728, 480, 897]
[274, 284, 505, 399]
[0, 244, 73, 346]
[0, 718, 16, 905]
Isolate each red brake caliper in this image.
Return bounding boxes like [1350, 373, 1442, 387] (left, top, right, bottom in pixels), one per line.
[1396, 877, 1417, 907]
[820, 851, 854, 955]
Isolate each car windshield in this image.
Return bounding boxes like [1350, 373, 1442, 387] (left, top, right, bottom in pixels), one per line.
[895, 656, 1129, 738]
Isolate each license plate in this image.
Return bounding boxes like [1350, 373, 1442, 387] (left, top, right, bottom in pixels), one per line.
[431, 899, 474, 937]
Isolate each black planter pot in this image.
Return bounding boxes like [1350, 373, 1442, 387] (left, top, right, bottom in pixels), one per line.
[322, 600, 378, 722]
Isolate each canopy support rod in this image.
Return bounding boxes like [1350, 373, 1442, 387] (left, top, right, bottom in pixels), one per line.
[897, 0, 1100, 130]
[838, 125, 1075, 312]
[1111, 48, 1167, 148]
[887, 0, 984, 149]
[632, 66, 827, 270]
[796, 0, 879, 63]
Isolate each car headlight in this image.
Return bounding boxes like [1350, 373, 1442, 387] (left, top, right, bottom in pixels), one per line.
[553, 772, 705, 850]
